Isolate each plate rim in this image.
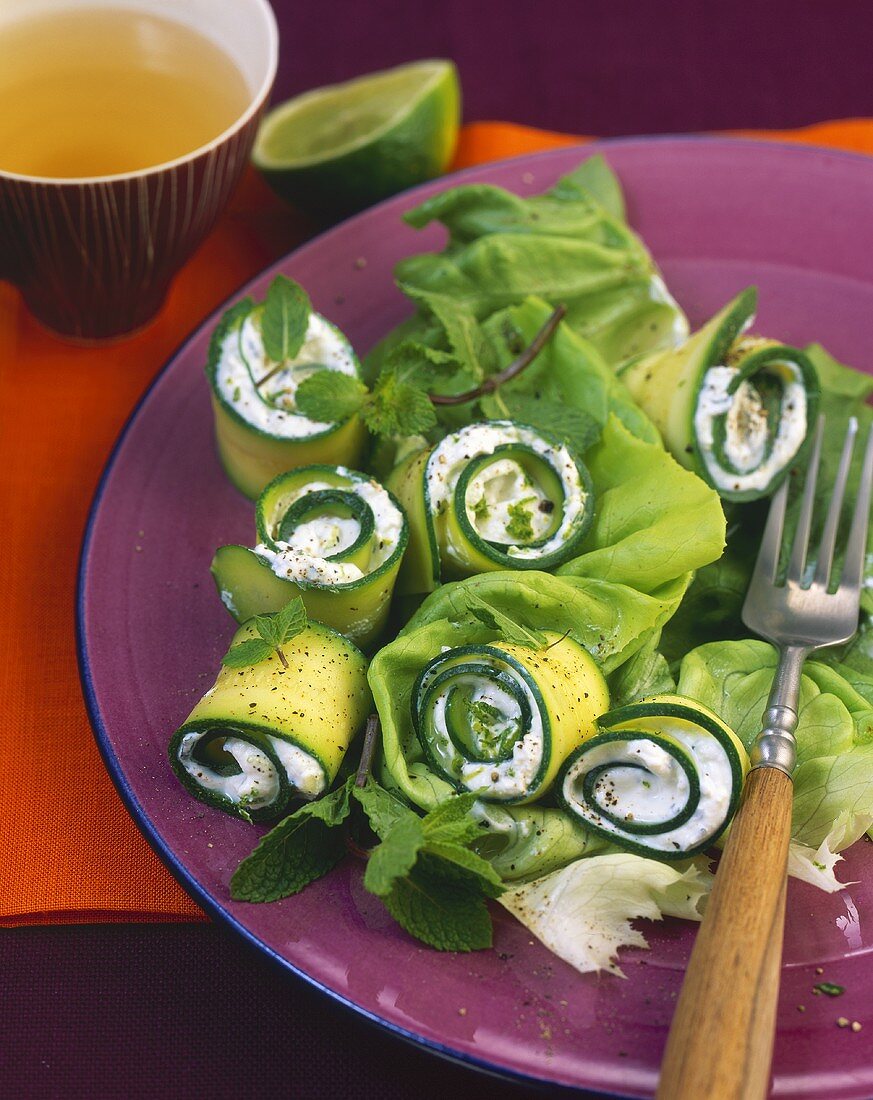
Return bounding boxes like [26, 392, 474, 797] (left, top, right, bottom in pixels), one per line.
[76, 133, 873, 1099]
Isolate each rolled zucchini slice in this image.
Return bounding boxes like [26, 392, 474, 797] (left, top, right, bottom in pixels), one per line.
[558, 694, 750, 858]
[212, 465, 409, 649]
[168, 621, 371, 823]
[207, 298, 368, 499]
[388, 420, 594, 596]
[411, 634, 609, 804]
[620, 288, 819, 501]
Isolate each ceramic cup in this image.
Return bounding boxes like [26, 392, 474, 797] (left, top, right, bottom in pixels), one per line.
[0, 0, 278, 341]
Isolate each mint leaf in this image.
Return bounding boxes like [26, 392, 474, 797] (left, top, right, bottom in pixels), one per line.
[273, 596, 308, 644]
[401, 341, 461, 375]
[221, 638, 273, 669]
[295, 372, 368, 422]
[235, 600, 309, 668]
[363, 814, 425, 897]
[352, 779, 416, 839]
[261, 275, 311, 363]
[381, 853, 493, 951]
[253, 612, 282, 648]
[460, 588, 549, 649]
[405, 287, 496, 382]
[423, 840, 504, 898]
[230, 782, 352, 902]
[363, 362, 437, 438]
[420, 792, 482, 846]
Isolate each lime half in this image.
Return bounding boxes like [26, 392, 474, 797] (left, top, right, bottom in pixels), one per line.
[253, 59, 461, 219]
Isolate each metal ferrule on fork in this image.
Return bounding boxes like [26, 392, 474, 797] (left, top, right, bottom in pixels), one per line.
[750, 645, 806, 775]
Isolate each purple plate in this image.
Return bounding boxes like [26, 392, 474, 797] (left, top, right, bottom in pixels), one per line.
[78, 137, 873, 1098]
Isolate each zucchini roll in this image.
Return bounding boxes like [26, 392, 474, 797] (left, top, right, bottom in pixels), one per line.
[212, 465, 409, 649]
[558, 694, 749, 858]
[388, 420, 594, 596]
[620, 288, 819, 501]
[168, 621, 371, 822]
[411, 634, 608, 804]
[207, 298, 367, 499]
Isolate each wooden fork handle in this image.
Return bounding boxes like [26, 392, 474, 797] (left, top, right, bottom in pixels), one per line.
[656, 767, 793, 1100]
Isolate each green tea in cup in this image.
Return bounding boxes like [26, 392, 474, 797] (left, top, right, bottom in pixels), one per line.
[0, 8, 251, 178]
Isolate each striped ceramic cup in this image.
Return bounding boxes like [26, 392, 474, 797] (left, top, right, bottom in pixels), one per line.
[0, 0, 278, 340]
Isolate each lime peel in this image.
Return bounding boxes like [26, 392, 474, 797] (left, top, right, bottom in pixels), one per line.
[252, 59, 460, 218]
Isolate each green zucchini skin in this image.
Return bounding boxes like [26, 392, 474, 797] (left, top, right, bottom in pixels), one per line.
[557, 694, 750, 859]
[205, 300, 368, 500]
[211, 465, 409, 650]
[410, 635, 608, 805]
[388, 420, 595, 597]
[620, 288, 819, 502]
[168, 621, 371, 823]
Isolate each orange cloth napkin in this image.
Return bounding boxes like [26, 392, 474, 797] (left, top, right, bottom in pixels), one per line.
[3, 118, 873, 926]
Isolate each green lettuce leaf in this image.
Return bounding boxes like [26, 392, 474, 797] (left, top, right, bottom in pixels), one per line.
[364, 156, 687, 378]
[500, 852, 712, 977]
[607, 631, 676, 708]
[677, 639, 873, 849]
[557, 416, 726, 594]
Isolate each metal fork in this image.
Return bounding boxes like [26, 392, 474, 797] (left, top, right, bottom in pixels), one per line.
[658, 415, 873, 1100]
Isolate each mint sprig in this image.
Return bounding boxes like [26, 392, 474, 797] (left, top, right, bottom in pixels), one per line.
[405, 287, 497, 382]
[260, 275, 311, 365]
[295, 346, 439, 438]
[221, 597, 308, 670]
[231, 778, 502, 952]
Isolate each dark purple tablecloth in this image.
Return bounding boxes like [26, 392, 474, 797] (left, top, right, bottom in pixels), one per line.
[11, 1, 873, 1096]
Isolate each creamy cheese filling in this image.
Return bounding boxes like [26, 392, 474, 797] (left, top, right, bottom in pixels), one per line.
[422, 659, 545, 801]
[254, 471, 404, 588]
[267, 737, 325, 799]
[694, 359, 807, 493]
[177, 732, 325, 809]
[426, 422, 586, 559]
[465, 458, 552, 544]
[562, 721, 734, 853]
[254, 546, 365, 585]
[215, 311, 358, 438]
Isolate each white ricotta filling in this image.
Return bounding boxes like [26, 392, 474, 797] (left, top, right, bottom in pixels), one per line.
[465, 457, 552, 544]
[426, 421, 586, 560]
[694, 359, 807, 493]
[177, 732, 279, 809]
[177, 731, 324, 809]
[562, 721, 734, 853]
[253, 546, 365, 585]
[215, 311, 358, 438]
[284, 516, 361, 557]
[255, 471, 404, 587]
[267, 736, 325, 799]
[423, 659, 544, 801]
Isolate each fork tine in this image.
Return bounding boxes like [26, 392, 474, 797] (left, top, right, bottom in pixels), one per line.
[813, 417, 859, 586]
[839, 422, 873, 590]
[787, 415, 825, 583]
[753, 474, 789, 584]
